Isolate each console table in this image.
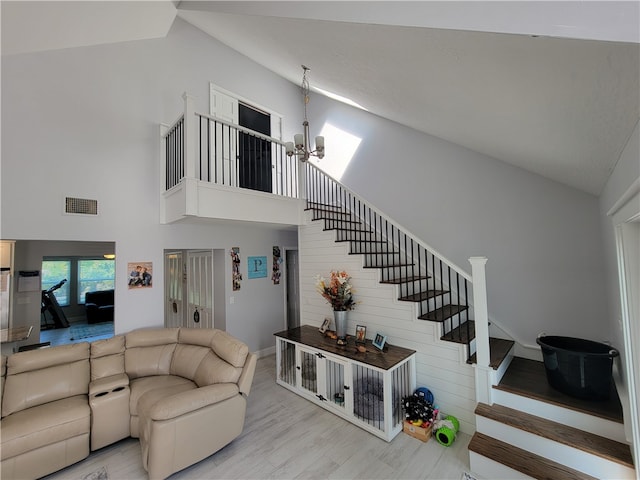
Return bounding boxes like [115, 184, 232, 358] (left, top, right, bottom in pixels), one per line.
[275, 325, 416, 441]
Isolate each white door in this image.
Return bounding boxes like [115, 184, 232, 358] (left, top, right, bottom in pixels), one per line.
[210, 84, 239, 187]
[164, 251, 183, 328]
[187, 250, 214, 329]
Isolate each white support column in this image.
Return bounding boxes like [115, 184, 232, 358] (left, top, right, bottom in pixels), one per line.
[182, 92, 197, 180]
[470, 256, 493, 404]
[159, 123, 168, 224]
[182, 92, 199, 216]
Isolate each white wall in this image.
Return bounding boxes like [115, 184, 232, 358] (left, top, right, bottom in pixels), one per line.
[306, 96, 608, 352]
[1, 19, 299, 353]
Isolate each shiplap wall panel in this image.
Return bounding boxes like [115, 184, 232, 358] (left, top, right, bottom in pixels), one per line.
[299, 216, 477, 435]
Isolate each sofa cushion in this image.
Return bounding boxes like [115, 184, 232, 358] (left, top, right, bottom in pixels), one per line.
[193, 351, 243, 386]
[90, 335, 125, 380]
[128, 375, 196, 416]
[144, 383, 239, 421]
[2, 343, 90, 417]
[126, 328, 179, 348]
[211, 330, 249, 368]
[1, 395, 90, 460]
[125, 344, 176, 379]
[5, 342, 89, 375]
[136, 383, 202, 420]
[178, 328, 217, 348]
[170, 344, 211, 383]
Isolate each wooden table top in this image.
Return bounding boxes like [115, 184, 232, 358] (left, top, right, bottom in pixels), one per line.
[1, 325, 33, 343]
[275, 325, 415, 370]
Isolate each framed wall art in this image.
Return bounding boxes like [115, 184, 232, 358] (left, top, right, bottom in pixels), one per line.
[248, 256, 267, 279]
[128, 262, 152, 289]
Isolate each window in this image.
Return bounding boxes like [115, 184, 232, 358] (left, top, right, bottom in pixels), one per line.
[78, 259, 115, 303]
[41, 260, 71, 306]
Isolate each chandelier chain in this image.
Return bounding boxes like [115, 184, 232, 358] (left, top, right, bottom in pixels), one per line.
[301, 65, 310, 122]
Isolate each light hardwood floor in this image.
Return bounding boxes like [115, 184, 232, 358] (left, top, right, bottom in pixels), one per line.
[44, 355, 472, 480]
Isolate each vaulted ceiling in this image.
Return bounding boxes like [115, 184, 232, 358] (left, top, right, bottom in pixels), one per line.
[2, 1, 638, 195]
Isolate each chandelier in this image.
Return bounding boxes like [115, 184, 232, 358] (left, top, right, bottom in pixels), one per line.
[286, 65, 325, 162]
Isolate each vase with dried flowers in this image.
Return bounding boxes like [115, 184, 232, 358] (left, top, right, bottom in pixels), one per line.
[315, 270, 356, 345]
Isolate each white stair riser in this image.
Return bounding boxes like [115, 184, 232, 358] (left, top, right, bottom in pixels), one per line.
[476, 416, 635, 479]
[492, 388, 627, 443]
[469, 451, 534, 480]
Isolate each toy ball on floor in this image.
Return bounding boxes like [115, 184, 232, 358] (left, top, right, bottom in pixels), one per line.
[434, 414, 459, 447]
[414, 387, 434, 404]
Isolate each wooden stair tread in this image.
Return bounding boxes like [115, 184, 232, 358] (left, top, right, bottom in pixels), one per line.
[380, 275, 429, 284]
[467, 337, 515, 369]
[305, 202, 344, 212]
[469, 432, 598, 480]
[318, 218, 361, 225]
[495, 357, 624, 423]
[441, 320, 475, 344]
[306, 208, 353, 220]
[326, 226, 372, 232]
[418, 304, 468, 322]
[398, 289, 447, 302]
[337, 238, 387, 243]
[363, 262, 414, 268]
[350, 251, 399, 255]
[475, 402, 634, 467]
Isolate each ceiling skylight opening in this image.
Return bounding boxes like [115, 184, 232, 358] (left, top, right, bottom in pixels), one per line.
[315, 87, 368, 111]
[310, 123, 362, 181]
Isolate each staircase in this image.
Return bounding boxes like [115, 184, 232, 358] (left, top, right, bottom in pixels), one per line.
[304, 199, 513, 367]
[469, 357, 635, 479]
[301, 166, 635, 479]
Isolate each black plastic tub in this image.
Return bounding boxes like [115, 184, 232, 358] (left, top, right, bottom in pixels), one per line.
[536, 335, 619, 401]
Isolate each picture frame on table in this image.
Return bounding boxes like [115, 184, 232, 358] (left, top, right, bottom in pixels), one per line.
[355, 325, 367, 344]
[319, 317, 331, 334]
[373, 332, 387, 350]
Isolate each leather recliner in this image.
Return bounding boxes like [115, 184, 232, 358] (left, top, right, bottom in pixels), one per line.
[0, 327, 257, 480]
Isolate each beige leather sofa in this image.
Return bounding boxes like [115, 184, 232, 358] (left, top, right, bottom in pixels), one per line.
[0, 327, 257, 480]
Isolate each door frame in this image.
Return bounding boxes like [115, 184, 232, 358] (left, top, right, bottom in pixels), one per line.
[283, 246, 300, 331]
[609, 178, 640, 477]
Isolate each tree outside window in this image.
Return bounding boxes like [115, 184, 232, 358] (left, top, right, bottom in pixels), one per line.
[78, 260, 115, 303]
[41, 260, 71, 306]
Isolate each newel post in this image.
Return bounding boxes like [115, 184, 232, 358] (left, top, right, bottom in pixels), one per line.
[470, 257, 490, 366]
[470, 256, 492, 404]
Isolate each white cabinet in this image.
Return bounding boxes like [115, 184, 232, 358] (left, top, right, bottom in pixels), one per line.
[275, 325, 416, 441]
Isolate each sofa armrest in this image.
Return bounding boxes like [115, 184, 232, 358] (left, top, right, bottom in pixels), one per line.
[238, 352, 257, 397]
[89, 373, 129, 396]
[148, 383, 239, 421]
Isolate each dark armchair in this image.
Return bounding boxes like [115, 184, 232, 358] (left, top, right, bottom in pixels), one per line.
[84, 289, 114, 324]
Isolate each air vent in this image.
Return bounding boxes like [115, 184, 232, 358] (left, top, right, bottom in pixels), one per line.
[65, 197, 98, 215]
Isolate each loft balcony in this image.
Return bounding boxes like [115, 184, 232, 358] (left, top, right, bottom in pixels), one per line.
[160, 93, 304, 226]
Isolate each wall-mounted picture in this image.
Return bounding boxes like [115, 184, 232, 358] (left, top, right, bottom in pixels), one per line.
[272, 246, 281, 285]
[230, 247, 242, 291]
[248, 256, 267, 279]
[128, 262, 152, 289]
[373, 332, 387, 350]
[355, 325, 367, 344]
